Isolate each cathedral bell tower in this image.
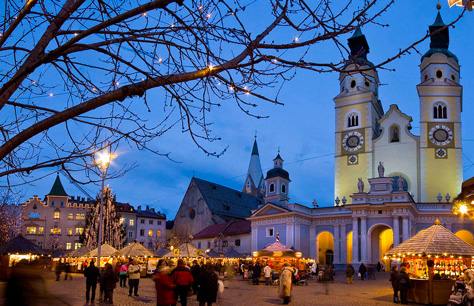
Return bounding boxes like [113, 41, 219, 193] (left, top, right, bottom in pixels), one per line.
[417, 8, 463, 202]
[243, 137, 264, 197]
[334, 27, 384, 204]
[264, 152, 290, 206]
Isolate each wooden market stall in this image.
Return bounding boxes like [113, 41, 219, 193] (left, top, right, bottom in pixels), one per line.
[385, 220, 474, 305]
[113, 242, 154, 275]
[0, 235, 46, 279]
[252, 241, 304, 271]
[85, 243, 118, 267]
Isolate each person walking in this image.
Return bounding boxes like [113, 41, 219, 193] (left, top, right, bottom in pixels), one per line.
[190, 260, 201, 294]
[119, 262, 128, 288]
[346, 264, 355, 284]
[128, 259, 141, 297]
[102, 263, 118, 304]
[252, 261, 261, 285]
[358, 263, 367, 281]
[397, 267, 411, 304]
[154, 260, 176, 306]
[376, 261, 382, 272]
[171, 259, 194, 306]
[279, 263, 294, 305]
[389, 265, 400, 303]
[55, 261, 63, 281]
[263, 263, 272, 286]
[197, 264, 219, 306]
[84, 261, 101, 304]
[64, 262, 71, 280]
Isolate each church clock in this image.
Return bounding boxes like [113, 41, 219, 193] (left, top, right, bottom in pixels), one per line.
[427, 123, 454, 148]
[342, 130, 364, 153]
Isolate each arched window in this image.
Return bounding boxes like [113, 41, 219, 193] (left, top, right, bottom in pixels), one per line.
[390, 125, 400, 143]
[347, 112, 359, 128]
[269, 183, 275, 193]
[281, 184, 286, 193]
[433, 102, 447, 119]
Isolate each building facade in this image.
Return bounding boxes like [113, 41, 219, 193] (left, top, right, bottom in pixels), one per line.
[248, 10, 473, 267]
[135, 205, 166, 249]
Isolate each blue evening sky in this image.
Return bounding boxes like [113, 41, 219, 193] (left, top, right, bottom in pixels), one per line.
[15, 2, 474, 219]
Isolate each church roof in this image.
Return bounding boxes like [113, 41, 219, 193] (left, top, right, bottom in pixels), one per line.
[245, 139, 264, 189]
[422, 10, 458, 63]
[193, 177, 261, 220]
[193, 219, 251, 239]
[251, 139, 259, 156]
[266, 168, 290, 180]
[48, 175, 68, 196]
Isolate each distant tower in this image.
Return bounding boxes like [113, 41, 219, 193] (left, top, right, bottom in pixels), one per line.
[46, 174, 69, 207]
[417, 8, 463, 202]
[243, 137, 264, 197]
[334, 27, 384, 203]
[264, 151, 290, 206]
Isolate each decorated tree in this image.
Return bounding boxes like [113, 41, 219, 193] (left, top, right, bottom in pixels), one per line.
[82, 187, 125, 249]
[0, 192, 22, 247]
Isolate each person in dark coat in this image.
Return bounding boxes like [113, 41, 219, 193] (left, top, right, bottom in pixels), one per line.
[64, 262, 71, 280]
[84, 260, 101, 303]
[376, 261, 382, 272]
[397, 267, 411, 304]
[197, 264, 219, 306]
[389, 265, 400, 303]
[55, 261, 63, 281]
[171, 259, 194, 306]
[358, 263, 367, 281]
[102, 263, 118, 304]
[345, 264, 355, 284]
[252, 261, 261, 285]
[190, 260, 201, 294]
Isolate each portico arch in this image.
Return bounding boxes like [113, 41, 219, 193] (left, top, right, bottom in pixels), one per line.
[455, 230, 474, 246]
[346, 231, 353, 263]
[316, 231, 334, 265]
[367, 224, 393, 266]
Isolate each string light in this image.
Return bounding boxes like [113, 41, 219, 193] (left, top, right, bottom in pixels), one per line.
[158, 57, 163, 64]
[206, 13, 212, 19]
[228, 85, 234, 92]
[208, 63, 214, 71]
[198, 4, 203, 11]
[74, 33, 78, 37]
[294, 36, 299, 42]
[142, 12, 147, 17]
[48, 93, 54, 97]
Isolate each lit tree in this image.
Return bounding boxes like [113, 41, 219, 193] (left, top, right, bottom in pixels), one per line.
[0, 191, 22, 246]
[82, 187, 125, 249]
[0, 1, 464, 186]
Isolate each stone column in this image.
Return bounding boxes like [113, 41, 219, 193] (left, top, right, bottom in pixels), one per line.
[251, 224, 258, 252]
[294, 224, 301, 251]
[352, 218, 359, 263]
[309, 226, 316, 259]
[360, 217, 368, 263]
[340, 224, 347, 264]
[392, 216, 400, 246]
[286, 222, 294, 248]
[333, 224, 340, 264]
[402, 217, 409, 242]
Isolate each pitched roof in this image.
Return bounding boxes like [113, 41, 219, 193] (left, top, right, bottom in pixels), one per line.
[193, 219, 251, 239]
[0, 235, 44, 255]
[115, 203, 136, 213]
[193, 177, 261, 220]
[86, 243, 118, 257]
[386, 221, 474, 257]
[251, 139, 259, 155]
[48, 175, 68, 196]
[114, 242, 154, 257]
[136, 207, 165, 219]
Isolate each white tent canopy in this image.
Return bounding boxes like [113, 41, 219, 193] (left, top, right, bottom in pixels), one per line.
[86, 243, 118, 257]
[113, 242, 154, 257]
[162, 243, 206, 258]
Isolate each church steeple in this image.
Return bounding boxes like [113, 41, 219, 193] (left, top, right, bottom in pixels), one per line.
[422, 6, 458, 63]
[48, 174, 68, 196]
[243, 137, 264, 197]
[347, 26, 370, 61]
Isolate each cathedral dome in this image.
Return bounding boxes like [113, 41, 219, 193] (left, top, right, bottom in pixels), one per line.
[266, 168, 290, 180]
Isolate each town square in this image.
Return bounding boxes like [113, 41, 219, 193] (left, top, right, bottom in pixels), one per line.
[2, 0, 474, 306]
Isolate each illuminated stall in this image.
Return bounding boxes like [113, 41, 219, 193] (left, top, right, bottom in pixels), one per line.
[252, 240, 304, 271]
[0, 235, 45, 279]
[385, 220, 474, 305]
[113, 242, 154, 276]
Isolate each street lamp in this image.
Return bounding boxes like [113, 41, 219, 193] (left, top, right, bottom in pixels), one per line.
[448, 0, 473, 10]
[94, 148, 117, 268]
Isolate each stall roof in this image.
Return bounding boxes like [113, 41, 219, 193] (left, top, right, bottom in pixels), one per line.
[386, 220, 474, 257]
[163, 243, 207, 258]
[114, 242, 154, 257]
[68, 246, 92, 257]
[86, 244, 118, 257]
[0, 235, 44, 255]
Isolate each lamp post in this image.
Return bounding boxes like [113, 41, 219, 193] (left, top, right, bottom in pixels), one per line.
[448, 0, 473, 10]
[94, 148, 117, 268]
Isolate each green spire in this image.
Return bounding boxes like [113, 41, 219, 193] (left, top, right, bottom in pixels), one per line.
[48, 175, 68, 196]
[432, 11, 444, 27]
[351, 27, 363, 38]
[251, 138, 259, 156]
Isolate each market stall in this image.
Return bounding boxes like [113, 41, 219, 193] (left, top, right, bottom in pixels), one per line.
[252, 240, 304, 271]
[85, 243, 118, 267]
[113, 242, 154, 276]
[0, 235, 46, 279]
[385, 220, 474, 305]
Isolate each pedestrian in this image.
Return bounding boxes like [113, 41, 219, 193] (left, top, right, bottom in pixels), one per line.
[278, 263, 293, 305]
[102, 263, 118, 304]
[197, 264, 219, 306]
[346, 264, 355, 284]
[190, 260, 201, 294]
[64, 262, 71, 280]
[358, 263, 367, 281]
[376, 261, 382, 272]
[154, 259, 176, 306]
[128, 259, 141, 297]
[171, 259, 194, 306]
[264, 263, 272, 286]
[55, 260, 63, 281]
[397, 267, 411, 304]
[119, 262, 128, 288]
[84, 260, 100, 304]
[389, 265, 400, 303]
[252, 261, 261, 285]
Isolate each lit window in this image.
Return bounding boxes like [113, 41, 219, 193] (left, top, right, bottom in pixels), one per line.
[74, 242, 82, 250]
[38, 227, 44, 234]
[67, 228, 73, 236]
[148, 229, 153, 237]
[53, 211, 60, 219]
[129, 219, 134, 226]
[156, 230, 161, 237]
[50, 227, 61, 235]
[66, 243, 72, 250]
[119, 217, 125, 224]
[75, 227, 84, 235]
[26, 226, 37, 235]
[75, 213, 85, 220]
[67, 213, 73, 220]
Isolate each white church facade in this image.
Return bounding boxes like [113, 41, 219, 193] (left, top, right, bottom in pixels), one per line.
[247, 10, 473, 267]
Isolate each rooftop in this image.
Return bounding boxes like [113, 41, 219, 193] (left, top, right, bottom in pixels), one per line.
[193, 219, 251, 239]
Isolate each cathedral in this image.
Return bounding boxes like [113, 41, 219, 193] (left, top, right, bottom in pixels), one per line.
[246, 10, 473, 267]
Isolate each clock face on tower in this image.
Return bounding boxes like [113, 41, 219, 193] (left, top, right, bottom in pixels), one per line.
[428, 124, 453, 147]
[342, 130, 364, 153]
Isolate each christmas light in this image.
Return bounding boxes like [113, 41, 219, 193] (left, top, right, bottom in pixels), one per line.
[48, 93, 54, 97]
[294, 36, 299, 42]
[206, 13, 212, 19]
